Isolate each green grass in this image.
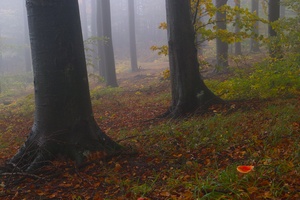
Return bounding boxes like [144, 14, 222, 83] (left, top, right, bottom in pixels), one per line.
[120, 97, 300, 199]
[0, 58, 300, 199]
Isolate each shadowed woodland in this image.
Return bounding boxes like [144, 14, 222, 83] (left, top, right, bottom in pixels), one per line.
[0, 0, 300, 199]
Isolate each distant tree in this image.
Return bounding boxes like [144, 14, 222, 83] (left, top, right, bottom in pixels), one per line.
[128, 0, 138, 72]
[98, 0, 118, 87]
[268, 0, 281, 57]
[280, 1, 285, 18]
[234, 0, 242, 55]
[250, 0, 260, 52]
[96, 0, 106, 77]
[9, 0, 121, 172]
[216, 0, 229, 70]
[23, 0, 31, 72]
[165, 0, 222, 117]
[91, 0, 99, 71]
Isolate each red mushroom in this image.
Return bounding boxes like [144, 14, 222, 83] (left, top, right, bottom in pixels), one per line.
[237, 165, 254, 173]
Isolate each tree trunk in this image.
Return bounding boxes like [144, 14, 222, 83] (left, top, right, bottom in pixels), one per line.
[268, 0, 281, 58]
[280, 1, 285, 18]
[100, 0, 118, 87]
[128, 0, 138, 72]
[234, 0, 242, 55]
[10, 0, 121, 172]
[23, 0, 32, 72]
[166, 0, 222, 118]
[91, 0, 99, 72]
[216, 0, 229, 70]
[96, 0, 106, 77]
[250, 0, 260, 52]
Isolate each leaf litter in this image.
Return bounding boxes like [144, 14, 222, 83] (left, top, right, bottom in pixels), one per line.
[0, 68, 300, 199]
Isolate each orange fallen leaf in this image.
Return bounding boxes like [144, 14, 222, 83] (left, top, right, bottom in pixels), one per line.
[114, 163, 122, 172]
[160, 191, 171, 197]
[237, 165, 254, 173]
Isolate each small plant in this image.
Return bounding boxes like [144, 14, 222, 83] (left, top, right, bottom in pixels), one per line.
[206, 56, 300, 100]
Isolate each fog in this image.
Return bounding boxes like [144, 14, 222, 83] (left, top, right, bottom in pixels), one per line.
[0, 0, 167, 75]
[0, 0, 289, 76]
[0, 0, 30, 74]
[79, 0, 167, 63]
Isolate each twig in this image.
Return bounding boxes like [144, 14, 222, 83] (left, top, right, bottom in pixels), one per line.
[0, 172, 42, 180]
[75, 168, 93, 186]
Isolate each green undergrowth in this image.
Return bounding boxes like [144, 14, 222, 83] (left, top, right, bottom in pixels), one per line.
[206, 57, 300, 100]
[90, 86, 124, 101]
[0, 72, 33, 104]
[0, 59, 300, 199]
[118, 98, 300, 199]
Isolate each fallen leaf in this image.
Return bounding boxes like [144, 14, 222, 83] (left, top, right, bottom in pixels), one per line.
[186, 161, 193, 166]
[237, 165, 254, 173]
[247, 186, 258, 194]
[160, 191, 170, 197]
[115, 163, 122, 172]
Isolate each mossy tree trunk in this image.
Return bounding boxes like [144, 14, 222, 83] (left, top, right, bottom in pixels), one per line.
[10, 0, 121, 172]
[165, 0, 222, 118]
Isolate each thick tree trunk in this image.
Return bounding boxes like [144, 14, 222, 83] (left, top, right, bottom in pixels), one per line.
[250, 0, 260, 53]
[10, 0, 121, 172]
[166, 0, 222, 118]
[128, 0, 138, 72]
[216, 0, 229, 70]
[100, 0, 118, 87]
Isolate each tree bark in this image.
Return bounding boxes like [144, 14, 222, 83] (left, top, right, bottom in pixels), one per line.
[128, 0, 138, 72]
[234, 0, 242, 55]
[91, 0, 99, 72]
[280, 1, 285, 18]
[165, 0, 222, 118]
[268, 0, 281, 58]
[100, 0, 118, 87]
[10, 0, 121, 172]
[96, 0, 106, 77]
[250, 0, 260, 52]
[216, 0, 229, 70]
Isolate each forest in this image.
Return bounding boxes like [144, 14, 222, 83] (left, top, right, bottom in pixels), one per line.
[0, 0, 299, 199]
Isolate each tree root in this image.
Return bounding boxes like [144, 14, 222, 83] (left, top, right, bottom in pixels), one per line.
[7, 129, 122, 172]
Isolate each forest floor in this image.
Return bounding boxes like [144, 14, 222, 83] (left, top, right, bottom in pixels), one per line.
[0, 58, 300, 199]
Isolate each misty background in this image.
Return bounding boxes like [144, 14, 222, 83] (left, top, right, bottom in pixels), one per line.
[0, 0, 167, 75]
